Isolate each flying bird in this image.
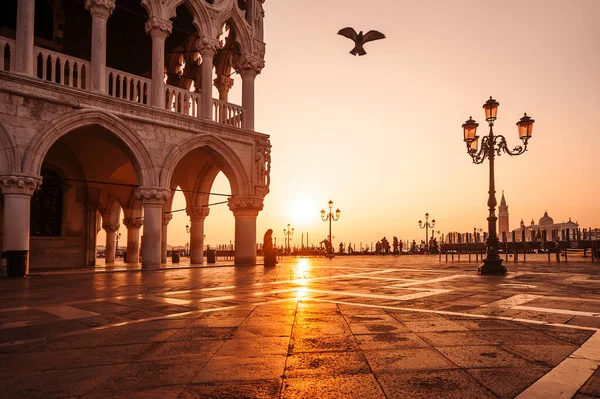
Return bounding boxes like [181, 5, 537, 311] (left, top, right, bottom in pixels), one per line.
[337, 27, 386, 56]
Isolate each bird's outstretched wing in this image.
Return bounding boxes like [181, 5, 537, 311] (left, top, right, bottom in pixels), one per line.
[363, 30, 386, 43]
[337, 27, 357, 41]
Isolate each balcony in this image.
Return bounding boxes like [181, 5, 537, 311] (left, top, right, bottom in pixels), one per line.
[0, 37, 244, 129]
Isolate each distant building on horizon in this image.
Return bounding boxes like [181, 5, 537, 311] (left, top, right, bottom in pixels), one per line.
[498, 191, 509, 239]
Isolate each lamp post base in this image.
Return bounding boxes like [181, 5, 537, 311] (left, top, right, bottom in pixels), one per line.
[478, 258, 507, 275]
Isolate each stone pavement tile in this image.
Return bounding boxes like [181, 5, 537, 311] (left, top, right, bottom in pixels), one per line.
[193, 354, 286, 382]
[453, 318, 528, 331]
[0, 347, 88, 373]
[527, 299, 587, 310]
[524, 324, 595, 345]
[187, 316, 247, 328]
[435, 345, 535, 368]
[167, 326, 237, 341]
[377, 369, 496, 399]
[284, 351, 370, 377]
[7, 364, 128, 398]
[67, 343, 158, 368]
[579, 367, 600, 396]
[477, 329, 572, 346]
[76, 313, 134, 327]
[0, 319, 89, 344]
[413, 331, 496, 347]
[16, 329, 121, 352]
[337, 305, 389, 316]
[180, 379, 281, 399]
[80, 384, 185, 399]
[214, 337, 290, 357]
[233, 323, 292, 339]
[573, 394, 599, 399]
[128, 318, 193, 331]
[568, 316, 600, 329]
[465, 367, 550, 399]
[108, 328, 181, 344]
[294, 314, 344, 325]
[507, 344, 578, 367]
[293, 322, 351, 336]
[385, 310, 449, 322]
[281, 374, 385, 399]
[362, 348, 457, 373]
[403, 319, 470, 333]
[511, 310, 575, 324]
[344, 313, 399, 324]
[139, 340, 223, 361]
[574, 301, 600, 313]
[355, 332, 429, 350]
[241, 315, 295, 326]
[348, 321, 411, 335]
[96, 358, 207, 392]
[289, 333, 358, 353]
[297, 302, 339, 314]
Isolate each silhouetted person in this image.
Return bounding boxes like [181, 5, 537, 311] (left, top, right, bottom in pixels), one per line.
[337, 27, 386, 56]
[263, 229, 277, 267]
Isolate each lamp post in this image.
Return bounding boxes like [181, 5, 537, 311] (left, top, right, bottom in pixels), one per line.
[115, 230, 121, 259]
[418, 213, 436, 253]
[283, 224, 294, 254]
[320, 200, 340, 255]
[185, 223, 190, 256]
[463, 96, 535, 275]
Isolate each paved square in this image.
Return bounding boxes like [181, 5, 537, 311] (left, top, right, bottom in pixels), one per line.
[1, 255, 599, 398]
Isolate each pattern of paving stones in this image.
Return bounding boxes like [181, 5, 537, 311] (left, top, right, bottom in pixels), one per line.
[1, 255, 599, 398]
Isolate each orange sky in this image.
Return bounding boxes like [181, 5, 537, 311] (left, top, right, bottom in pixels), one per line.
[103, 0, 600, 249]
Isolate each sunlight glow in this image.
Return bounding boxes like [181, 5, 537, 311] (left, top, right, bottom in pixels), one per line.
[287, 197, 318, 225]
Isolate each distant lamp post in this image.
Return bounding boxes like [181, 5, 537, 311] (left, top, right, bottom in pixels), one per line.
[115, 230, 122, 259]
[185, 223, 190, 256]
[463, 96, 535, 275]
[418, 213, 436, 253]
[321, 200, 340, 254]
[283, 224, 294, 254]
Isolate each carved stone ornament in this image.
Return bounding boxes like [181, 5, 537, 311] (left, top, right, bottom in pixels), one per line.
[0, 174, 42, 195]
[122, 218, 143, 229]
[254, 137, 271, 188]
[186, 206, 210, 220]
[234, 54, 265, 77]
[227, 196, 264, 216]
[84, 0, 116, 18]
[196, 36, 221, 57]
[102, 223, 120, 232]
[253, 40, 266, 59]
[135, 187, 171, 204]
[162, 213, 174, 225]
[254, 185, 269, 197]
[145, 17, 173, 37]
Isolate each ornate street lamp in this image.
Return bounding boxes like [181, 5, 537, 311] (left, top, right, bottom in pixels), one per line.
[418, 213, 436, 253]
[115, 230, 122, 259]
[283, 224, 294, 254]
[320, 200, 340, 255]
[463, 96, 535, 275]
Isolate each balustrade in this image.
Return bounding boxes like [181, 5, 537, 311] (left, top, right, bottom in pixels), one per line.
[106, 68, 151, 105]
[165, 85, 201, 117]
[0, 38, 15, 72]
[213, 99, 243, 128]
[34, 46, 90, 90]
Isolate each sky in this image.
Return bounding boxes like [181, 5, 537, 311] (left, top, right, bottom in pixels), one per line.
[104, 0, 600, 250]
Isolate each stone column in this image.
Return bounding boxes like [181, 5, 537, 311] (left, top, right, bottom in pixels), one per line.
[102, 223, 119, 264]
[197, 37, 219, 119]
[228, 197, 263, 265]
[161, 213, 172, 264]
[123, 218, 143, 264]
[214, 75, 234, 101]
[0, 174, 42, 275]
[15, 0, 35, 75]
[235, 55, 264, 131]
[186, 206, 209, 264]
[136, 187, 170, 270]
[84, 0, 115, 93]
[145, 17, 172, 109]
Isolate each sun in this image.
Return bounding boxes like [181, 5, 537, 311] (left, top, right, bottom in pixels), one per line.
[287, 197, 318, 226]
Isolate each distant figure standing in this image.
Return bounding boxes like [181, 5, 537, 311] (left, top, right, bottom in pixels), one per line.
[263, 229, 277, 267]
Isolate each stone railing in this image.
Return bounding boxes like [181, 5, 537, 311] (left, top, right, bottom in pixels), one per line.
[34, 46, 90, 90]
[165, 85, 201, 117]
[106, 67, 151, 105]
[0, 37, 15, 72]
[213, 99, 243, 128]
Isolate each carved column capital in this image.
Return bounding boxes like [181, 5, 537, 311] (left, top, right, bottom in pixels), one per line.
[186, 206, 210, 221]
[84, 0, 115, 19]
[144, 17, 173, 38]
[228, 196, 264, 217]
[214, 75, 234, 93]
[196, 36, 221, 57]
[135, 187, 171, 205]
[162, 213, 173, 225]
[0, 174, 42, 196]
[234, 54, 265, 77]
[102, 223, 120, 232]
[123, 218, 143, 229]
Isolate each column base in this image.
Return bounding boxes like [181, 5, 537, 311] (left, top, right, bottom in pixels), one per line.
[234, 256, 256, 266]
[478, 258, 507, 275]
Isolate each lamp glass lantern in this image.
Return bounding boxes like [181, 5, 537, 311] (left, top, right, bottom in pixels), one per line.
[468, 136, 479, 152]
[462, 117, 479, 143]
[483, 96, 499, 121]
[517, 113, 535, 140]
[335, 209, 340, 219]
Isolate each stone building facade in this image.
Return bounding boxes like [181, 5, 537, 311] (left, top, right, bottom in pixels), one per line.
[0, 0, 270, 272]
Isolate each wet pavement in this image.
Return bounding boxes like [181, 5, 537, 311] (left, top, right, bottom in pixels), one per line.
[1, 255, 599, 398]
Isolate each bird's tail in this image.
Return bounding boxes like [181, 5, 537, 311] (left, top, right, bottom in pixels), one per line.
[350, 45, 367, 56]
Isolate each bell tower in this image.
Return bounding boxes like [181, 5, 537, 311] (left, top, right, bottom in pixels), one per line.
[498, 191, 509, 239]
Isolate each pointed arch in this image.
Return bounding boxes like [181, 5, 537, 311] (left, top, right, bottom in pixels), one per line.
[0, 119, 22, 173]
[213, 5, 253, 55]
[22, 109, 157, 186]
[160, 134, 251, 196]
